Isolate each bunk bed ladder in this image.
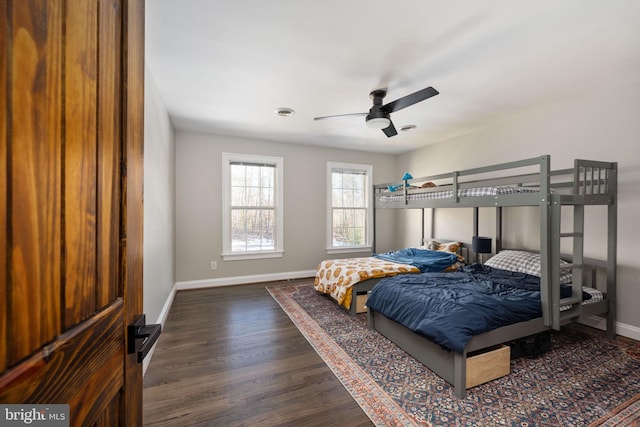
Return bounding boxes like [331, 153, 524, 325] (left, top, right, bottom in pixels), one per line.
[560, 201, 585, 325]
[573, 160, 618, 338]
[546, 200, 582, 329]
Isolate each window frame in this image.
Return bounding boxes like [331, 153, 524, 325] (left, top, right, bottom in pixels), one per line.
[222, 153, 284, 261]
[326, 162, 373, 254]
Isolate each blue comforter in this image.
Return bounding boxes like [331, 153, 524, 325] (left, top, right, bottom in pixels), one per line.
[374, 248, 459, 272]
[366, 264, 584, 353]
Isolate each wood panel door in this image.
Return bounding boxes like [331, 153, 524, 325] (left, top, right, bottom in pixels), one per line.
[0, 0, 146, 425]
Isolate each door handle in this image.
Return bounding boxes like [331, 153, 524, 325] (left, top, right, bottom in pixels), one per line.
[128, 314, 162, 363]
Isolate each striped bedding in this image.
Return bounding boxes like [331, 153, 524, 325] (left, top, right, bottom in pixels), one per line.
[379, 185, 541, 202]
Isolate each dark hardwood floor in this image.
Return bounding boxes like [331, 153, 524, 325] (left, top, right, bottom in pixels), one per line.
[143, 281, 373, 426]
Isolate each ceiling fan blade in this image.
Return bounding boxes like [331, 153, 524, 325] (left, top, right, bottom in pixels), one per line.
[382, 86, 439, 114]
[314, 112, 367, 121]
[382, 121, 398, 137]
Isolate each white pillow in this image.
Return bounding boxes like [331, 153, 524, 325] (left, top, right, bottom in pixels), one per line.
[484, 250, 572, 284]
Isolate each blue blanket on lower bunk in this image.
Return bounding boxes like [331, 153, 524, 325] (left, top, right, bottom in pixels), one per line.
[373, 248, 459, 272]
[366, 264, 588, 353]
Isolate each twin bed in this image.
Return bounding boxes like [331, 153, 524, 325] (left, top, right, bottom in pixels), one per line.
[314, 243, 464, 315]
[314, 155, 617, 398]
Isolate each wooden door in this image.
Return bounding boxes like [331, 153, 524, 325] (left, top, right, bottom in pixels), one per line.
[0, 0, 145, 425]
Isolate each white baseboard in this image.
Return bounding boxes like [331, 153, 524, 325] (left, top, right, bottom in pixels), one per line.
[142, 282, 178, 376]
[579, 316, 640, 341]
[175, 270, 316, 290]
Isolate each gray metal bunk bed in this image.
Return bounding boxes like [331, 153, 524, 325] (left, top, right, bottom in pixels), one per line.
[368, 154, 617, 398]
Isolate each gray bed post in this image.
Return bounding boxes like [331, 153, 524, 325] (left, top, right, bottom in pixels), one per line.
[453, 352, 467, 399]
[421, 208, 425, 247]
[372, 186, 377, 254]
[538, 155, 553, 328]
[607, 163, 618, 338]
[549, 195, 562, 330]
[495, 207, 502, 253]
[473, 207, 479, 263]
[430, 208, 435, 242]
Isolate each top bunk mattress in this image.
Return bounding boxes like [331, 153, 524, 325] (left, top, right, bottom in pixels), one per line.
[378, 185, 542, 202]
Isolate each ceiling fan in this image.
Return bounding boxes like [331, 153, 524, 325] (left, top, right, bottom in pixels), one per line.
[314, 86, 439, 137]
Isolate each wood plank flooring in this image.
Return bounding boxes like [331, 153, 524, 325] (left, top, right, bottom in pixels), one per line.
[143, 281, 373, 426]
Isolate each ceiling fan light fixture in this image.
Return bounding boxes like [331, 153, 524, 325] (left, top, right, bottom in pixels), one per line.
[366, 117, 391, 129]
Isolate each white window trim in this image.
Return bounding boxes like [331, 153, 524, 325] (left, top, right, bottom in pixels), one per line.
[221, 153, 284, 261]
[326, 162, 373, 254]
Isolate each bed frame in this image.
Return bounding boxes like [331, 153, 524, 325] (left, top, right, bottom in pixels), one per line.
[344, 278, 382, 315]
[368, 155, 617, 398]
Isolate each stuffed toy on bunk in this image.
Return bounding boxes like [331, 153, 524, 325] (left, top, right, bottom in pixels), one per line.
[387, 172, 416, 192]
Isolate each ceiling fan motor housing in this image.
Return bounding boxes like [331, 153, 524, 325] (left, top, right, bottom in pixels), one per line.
[366, 89, 390, 128]
[369, 89, 387, 103]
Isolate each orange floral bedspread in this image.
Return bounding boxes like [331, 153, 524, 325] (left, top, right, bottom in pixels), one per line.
[313, 257, 420, 310]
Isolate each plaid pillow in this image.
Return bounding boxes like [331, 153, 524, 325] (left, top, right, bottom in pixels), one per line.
[485, 250, 573, 284]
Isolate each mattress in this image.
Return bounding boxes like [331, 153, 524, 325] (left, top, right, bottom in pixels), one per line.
[366, 264, 601, 353]
[378, 185, 541, 202]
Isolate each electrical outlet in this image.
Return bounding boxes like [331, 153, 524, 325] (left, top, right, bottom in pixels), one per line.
[210, 261, 217, 270]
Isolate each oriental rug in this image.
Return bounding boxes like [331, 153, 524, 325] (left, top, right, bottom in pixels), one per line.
[266, 282, 640, 427]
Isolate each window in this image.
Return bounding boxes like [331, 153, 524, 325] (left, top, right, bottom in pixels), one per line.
[222, 153, 283, 260]
[327, 162, 373, 253]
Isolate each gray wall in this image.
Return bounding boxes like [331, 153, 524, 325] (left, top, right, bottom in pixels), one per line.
[143, 67, 176, 324]
[175, 132, 398, 283]
[395, 81, 640, 333]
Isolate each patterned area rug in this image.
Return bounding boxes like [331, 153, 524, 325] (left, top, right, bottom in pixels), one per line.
[267, 282, 640, 427]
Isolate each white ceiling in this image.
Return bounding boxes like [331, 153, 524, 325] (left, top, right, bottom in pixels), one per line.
[145, 0, 640, 154]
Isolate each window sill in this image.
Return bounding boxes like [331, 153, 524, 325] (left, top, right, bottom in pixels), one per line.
[221, 250, 284, 261]
[326, 246, 372, 255]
